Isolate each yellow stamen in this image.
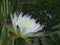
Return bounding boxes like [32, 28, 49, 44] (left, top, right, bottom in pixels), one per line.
[21, 21, 30, 28]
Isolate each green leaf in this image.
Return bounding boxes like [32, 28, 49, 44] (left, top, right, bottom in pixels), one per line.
[24, 32, 44, 38]
[34, 38, 39, 45]
[52, 23, 60, 29]
[1, 26, 8, 45]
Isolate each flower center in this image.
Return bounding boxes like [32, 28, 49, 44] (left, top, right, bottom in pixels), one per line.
[21, 21, 30, 28]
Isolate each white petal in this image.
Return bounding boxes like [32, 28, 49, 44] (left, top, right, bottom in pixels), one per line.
[38, 25, 45, 30]
[17, 12, 23, 25]
[34, 25, 45, 33]
[33, 23, 40, 32]
[18, 12, 23, 20]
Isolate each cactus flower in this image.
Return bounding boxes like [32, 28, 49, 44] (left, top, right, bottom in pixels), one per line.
[10, 12, 44, 36]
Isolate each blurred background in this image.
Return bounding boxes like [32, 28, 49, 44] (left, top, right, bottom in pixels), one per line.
[0, 0, 60, 45]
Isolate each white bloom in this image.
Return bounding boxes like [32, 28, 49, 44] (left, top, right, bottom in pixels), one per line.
[10, 12, 44, 35]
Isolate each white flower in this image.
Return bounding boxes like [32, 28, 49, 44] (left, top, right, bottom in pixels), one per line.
[10, 12, 44, 35]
